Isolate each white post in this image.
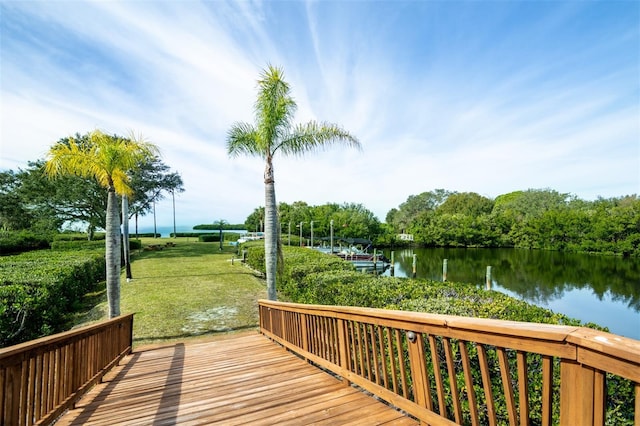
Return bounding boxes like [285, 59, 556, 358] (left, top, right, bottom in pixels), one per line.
[443, 259, 448, 282]
[330, 220, 334, 253]
[299, 222, 304, 247]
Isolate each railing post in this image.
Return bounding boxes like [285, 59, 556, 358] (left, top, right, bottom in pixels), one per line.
[559, 360, 596, 426]
[406, 331, 429, 408]
[337, 319, 351, 387]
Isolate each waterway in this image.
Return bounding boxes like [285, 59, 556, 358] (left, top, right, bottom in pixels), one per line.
[381, 248, 640, 340]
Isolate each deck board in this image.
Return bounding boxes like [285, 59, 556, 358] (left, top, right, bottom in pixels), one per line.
[55, 333, 417, 425]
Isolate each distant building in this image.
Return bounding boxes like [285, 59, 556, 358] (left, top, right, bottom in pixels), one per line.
[398, 233, 414, 241]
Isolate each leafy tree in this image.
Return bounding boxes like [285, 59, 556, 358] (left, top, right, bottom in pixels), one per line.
[436, 192, 494, 217]
[17, 160, 105, 235]
[44, 130, 159, 318]
[385, 208, 399, 226]
[390, 189, 452, 232]
[250, 201, 382, 246]
[227, 65, 360, 300]
[128, 155, 184, 235]
[386, 188, 639, 255]
[8, 137, 183, 238]
[245, 206, 265, 233]
[0, 170, 34, 230]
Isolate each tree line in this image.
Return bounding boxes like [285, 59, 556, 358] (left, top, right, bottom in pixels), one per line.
[243, 201, 383, 243]
[385, 188, 639, 257]
[242, 188, 639, 257]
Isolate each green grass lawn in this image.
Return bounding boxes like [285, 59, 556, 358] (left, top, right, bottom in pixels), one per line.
[75, 238, 266, 347]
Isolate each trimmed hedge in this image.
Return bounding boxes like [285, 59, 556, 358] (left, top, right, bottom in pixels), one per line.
[0, 250, 105, 347]
[51, 240, 107, 251]
[54, 233, 106, 241]
[170, 232, 241, 242]
[198, 234, 220, 242]
[0, 231, 51, 255]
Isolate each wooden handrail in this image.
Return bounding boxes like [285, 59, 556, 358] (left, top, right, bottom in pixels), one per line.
[0, 314, 134, 426]
[259, 300, 640, 426]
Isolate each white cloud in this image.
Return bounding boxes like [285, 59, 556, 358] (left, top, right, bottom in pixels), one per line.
[1, 1, 638, 230]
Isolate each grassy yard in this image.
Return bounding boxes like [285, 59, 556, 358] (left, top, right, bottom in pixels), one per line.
[75, 238, 267, 347]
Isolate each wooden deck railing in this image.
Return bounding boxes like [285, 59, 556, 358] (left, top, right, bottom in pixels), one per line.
[259, 300, 640, 426]
[0, 314, 133, 426]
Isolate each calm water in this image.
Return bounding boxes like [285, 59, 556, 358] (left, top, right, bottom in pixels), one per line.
[381, 248, 640, 340]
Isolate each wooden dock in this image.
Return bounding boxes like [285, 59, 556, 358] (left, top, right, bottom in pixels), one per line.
[54, 333, 417, 425]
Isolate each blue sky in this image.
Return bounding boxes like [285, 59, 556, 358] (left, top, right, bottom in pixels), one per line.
[1, 1, 638, 228]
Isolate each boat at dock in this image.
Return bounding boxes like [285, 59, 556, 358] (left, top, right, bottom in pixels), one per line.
[312, 238, 390, 272]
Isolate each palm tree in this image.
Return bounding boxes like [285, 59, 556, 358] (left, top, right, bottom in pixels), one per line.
[227, 65, 360, 300]
[45, 130, 159, 318]
[214, 219, 228, 251]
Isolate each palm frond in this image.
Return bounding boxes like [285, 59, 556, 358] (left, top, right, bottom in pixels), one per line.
[45, 129, 160, 196]
[255, 65, 297, 155]
[276, 121, 361, 157]
[227, 122, 263, 158]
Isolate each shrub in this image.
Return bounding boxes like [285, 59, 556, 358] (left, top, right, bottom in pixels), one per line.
[0, 250, 105, 346]
[129, 239, 142, 250]
[245, 246, 266, 274]
[198, 234, 220, 242]
[0, 230, 51, 255]
[51, 240, 107, 251]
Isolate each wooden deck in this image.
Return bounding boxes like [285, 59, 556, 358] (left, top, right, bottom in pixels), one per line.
[54, 333, 417, 425]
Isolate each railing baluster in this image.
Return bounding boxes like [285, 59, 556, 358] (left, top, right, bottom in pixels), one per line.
[301, 313, 308, 353]
[516, 351, 529, 426]
[364, 324, 373, 381]
[428, 335, 447, 418]
[541, 355, 553, 426]
[348, 321, 358, 375]
[443, 337, 462, 423]
[337, 319, 351, 386]
[593, 370, 606, 425]
[323, 316, 330, 359]
[356, 323, 365, 379]
[20, 358, 28, 426]
[386, 328, 399, 394]
[377, 326, 388, 388]
[370, 325, 379, 385]
[477, 344, 497, 426]
[395, 329, 409, 399]
[330, 318, 337, 362]
[459, 340, 479, 426]
[27, 355, 37, 425]
[497, 348, 518, 426]
[8, 363, 19, 425]
[635, 383, 640, 425]
[0, 366, 5, 423]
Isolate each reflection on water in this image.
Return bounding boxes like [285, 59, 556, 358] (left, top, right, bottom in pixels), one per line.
[382, 248, 640, 340]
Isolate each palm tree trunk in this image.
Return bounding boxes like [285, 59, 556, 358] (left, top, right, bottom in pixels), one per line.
[106, 188, 121, 317]
[122, 194, 132, 280]
[264, 158, 278, 300]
